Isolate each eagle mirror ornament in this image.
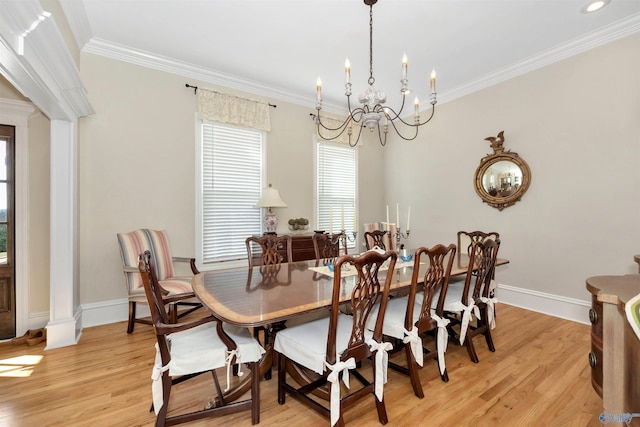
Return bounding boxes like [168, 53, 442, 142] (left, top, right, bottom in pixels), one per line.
[474, 131, 531, 211]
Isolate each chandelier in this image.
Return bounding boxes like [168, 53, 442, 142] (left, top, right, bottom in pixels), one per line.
[314, 0, 437, 147]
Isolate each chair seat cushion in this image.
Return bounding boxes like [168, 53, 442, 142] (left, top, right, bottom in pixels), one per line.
[274, 313, 371, 375]
[366, 297, 421, 339]
[415, 282, 467, 312]
[167, 322, 264, 377]
[167, 322, 229, 376]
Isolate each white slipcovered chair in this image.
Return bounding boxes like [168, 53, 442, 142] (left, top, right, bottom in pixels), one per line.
[274, 250, 397, 427]
[138, 250, 265, 426]
[367, 243, 456, 398]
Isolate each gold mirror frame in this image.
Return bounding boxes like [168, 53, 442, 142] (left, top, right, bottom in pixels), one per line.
[474, 131, 531, 211]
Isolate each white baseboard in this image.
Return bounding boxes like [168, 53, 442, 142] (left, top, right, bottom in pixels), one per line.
[77, 285, 591, 330]
[80, 298, 150, 328]
[497, 283, 591, 325]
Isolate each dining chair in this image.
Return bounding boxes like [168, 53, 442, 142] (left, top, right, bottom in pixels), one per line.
[441, 238, 501, 363]
[138, 250, 265, 427]
[117, 228, 201, 333]
[274, 250, 398, 427]
[312, 232, 345, 264]
[364, 229, 388, 251]
[367, 244, 456, 398]
[245, 234, 293, 374]
[245, 234, 293, 268]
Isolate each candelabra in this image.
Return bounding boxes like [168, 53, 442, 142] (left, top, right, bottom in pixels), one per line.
[329, 230, 358, 255]
[394, 228, 410, 247]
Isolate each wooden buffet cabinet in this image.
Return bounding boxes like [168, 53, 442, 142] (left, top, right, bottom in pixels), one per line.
[586, 273, 640, 424]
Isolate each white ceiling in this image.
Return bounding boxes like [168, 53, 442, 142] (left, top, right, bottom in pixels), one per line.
[61, 0, 640, 112]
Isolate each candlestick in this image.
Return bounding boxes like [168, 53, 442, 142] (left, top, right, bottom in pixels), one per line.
[341, 204, 344, 229]
[329, 206, 333, 234]
[407, 205, 411, 231]
[386, 205, 389, 231]
[353, 206, 357, 233]
[396, 203, 400, 230]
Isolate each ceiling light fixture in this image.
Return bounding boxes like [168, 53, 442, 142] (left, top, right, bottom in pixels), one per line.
[313, 0, 437, 147]
[582, 0, 610, 13]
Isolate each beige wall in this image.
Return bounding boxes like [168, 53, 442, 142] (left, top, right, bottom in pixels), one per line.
[385, 32, 640, 301]
[6, 22, 640, 318]
[77, 53, 385, 304]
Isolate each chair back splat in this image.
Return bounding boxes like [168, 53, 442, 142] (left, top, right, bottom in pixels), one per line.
[312, 232, 345, 263]
[246, 234, 292, 268]
[274, 249, 397, 426]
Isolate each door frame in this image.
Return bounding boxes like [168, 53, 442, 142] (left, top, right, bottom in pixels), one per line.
[0, 98, 34, 338]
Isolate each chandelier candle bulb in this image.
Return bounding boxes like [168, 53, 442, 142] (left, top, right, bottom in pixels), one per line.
[402, 53, 408, 80]
[414, 97, 419, 115]
[316, 78, 322, 102]
[430, 69, 436, 93]
[345, 59, 351, 84]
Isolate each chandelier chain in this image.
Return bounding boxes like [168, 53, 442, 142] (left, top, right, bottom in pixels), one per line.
[368, 3, 375, 86]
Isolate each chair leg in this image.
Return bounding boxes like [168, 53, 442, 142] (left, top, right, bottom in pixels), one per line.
[277, 351, 286, 404]
[155, 371, 172, 427]
[372, 357, 389, 424]
[404, 345, 424, 398]
[464, 333, 479, 363]
[127, 301, 136, 334]
[251, 361, 260, 425]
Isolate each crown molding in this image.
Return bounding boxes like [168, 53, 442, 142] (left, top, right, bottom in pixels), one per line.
[441, 11, 640, 104]
[81, 11, 640, 111]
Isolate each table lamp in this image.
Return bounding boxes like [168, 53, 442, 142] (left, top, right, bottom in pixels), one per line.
[253, 184, 287, 234]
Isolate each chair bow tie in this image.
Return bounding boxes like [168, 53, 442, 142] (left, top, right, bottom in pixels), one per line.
[403, 326, 423, 367]
[431, 313, 450, 375]
[224, 349, 244, 392]
[450, 300, 480, 344]
[325, 357, 357, 426]
[151, 351, 172, 415]
[479, 296, 498, 329]
[366, 339, 393, 402]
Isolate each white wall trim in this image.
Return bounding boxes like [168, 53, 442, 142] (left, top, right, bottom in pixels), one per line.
[81, 298, 150, 329]
[498, 283, 591, 325]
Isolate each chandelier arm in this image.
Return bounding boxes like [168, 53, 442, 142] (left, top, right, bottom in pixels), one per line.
[316, 118, 354, 141]
[348, 123, 365, 147]
[376, 122, 387, 146]
[387, 118, 420, 141]
[315, 110, 352, 132]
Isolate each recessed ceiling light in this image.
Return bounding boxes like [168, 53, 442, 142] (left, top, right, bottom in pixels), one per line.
[581, 0, 611, 13]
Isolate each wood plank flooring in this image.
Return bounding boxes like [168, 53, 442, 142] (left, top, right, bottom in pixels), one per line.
[0, 304, 604, 426]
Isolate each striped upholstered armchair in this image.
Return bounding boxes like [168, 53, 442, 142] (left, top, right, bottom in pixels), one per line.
[117, 229, 201, 333]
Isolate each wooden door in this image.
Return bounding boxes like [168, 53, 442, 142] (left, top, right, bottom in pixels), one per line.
[0, 125, 15, 339]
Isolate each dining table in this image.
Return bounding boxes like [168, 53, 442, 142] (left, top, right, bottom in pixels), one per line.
[192, 252, 509, 403]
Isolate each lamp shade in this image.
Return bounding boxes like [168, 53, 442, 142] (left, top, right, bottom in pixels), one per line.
[253, 184, 287, 208]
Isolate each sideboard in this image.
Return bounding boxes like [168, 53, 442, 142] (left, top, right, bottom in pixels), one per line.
[586, 274, 640, 424]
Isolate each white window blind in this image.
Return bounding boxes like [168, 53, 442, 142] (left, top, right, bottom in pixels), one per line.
[316, 142, 357, 249]
[202, 122, 263, 264]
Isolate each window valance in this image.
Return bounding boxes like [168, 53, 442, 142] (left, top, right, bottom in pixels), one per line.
[197, 88, 271, 132]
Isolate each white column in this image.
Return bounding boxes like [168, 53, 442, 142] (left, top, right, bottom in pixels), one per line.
[45, 119, 81, 349]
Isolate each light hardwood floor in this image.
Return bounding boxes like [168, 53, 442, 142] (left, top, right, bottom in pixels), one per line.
[0, 304, 604, 426]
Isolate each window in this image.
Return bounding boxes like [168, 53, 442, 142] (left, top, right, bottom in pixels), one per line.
[199, 122, 264, 265]
[316, 141, 357, 250]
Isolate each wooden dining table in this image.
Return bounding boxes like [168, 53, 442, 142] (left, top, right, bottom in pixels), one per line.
[193, 253, 509, 403]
